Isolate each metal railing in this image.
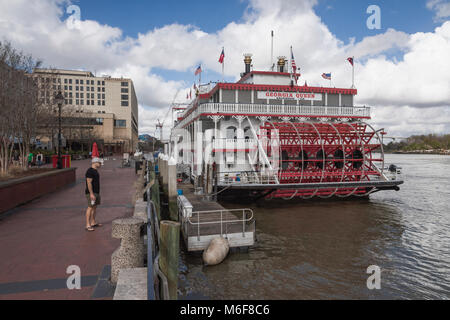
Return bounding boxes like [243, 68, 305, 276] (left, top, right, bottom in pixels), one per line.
[176, 103, 371, 128]
[187, 208, 254, 241]
[145, 161, 169, 300]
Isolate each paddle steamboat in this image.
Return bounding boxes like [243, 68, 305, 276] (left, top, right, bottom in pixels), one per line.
[168, 54, 403, 200]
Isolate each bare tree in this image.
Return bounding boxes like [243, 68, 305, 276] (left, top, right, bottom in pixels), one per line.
[0, 41, 42, 173]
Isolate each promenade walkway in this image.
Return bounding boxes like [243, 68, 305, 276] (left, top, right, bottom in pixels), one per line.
[0, 158, 136, 300]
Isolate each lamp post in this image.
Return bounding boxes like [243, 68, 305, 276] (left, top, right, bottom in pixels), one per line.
[54, 91, 65, 169]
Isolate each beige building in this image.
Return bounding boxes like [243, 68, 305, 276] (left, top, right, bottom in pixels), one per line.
[33, 68, 139, 154]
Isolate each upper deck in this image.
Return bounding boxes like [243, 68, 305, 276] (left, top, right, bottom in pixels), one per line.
[174, 57, 369, 129]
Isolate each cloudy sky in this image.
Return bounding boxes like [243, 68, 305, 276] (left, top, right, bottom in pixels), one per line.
[0, 0, 449, 138]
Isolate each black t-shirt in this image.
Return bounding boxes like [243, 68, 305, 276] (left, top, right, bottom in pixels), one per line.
[85, 168, 100, 194]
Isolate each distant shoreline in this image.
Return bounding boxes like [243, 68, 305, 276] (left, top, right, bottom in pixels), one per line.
[385, 151, 450, 155]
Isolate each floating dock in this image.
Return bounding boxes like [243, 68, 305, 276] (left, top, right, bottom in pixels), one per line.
[177, 184, 255, 252]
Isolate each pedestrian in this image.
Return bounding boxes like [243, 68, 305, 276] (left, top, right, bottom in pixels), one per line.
[85, 157, 103, 232]
[36, 152, 44, 167]
[28, 152, 34, 168]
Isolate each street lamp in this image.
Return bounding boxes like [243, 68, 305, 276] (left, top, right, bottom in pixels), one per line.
[54, 91, 65, 169]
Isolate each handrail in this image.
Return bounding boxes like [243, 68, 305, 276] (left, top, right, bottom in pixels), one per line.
[187, 209, 254, 240]
[176, 103, 371, 128]
[146, 160, 168, 300]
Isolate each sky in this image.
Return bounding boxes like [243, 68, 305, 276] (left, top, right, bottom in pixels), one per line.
[0, 0, 449, 138]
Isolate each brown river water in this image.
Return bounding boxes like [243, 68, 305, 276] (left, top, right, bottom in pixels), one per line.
[178, 154, 450, 300]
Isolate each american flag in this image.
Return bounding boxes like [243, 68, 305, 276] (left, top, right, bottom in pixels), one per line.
[195, 65, 202, 76]
[218, 48, 225, 64]
[322, 73, 331, 80]
[347, 57, 354, 66]
[290, 47, 298, 84]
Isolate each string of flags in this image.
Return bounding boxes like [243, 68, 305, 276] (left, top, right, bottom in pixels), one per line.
[188, 49, 354, 96]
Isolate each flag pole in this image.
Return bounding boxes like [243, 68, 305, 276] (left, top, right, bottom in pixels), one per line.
[352, 56, 355, 88]
[222, 47, 224, 83]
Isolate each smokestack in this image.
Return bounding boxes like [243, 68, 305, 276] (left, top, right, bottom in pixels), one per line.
[277, 56, 286, 73]
[243, 53, 253, 75]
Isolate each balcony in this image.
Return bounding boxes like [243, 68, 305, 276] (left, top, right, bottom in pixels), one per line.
[176, 103, 371, 128]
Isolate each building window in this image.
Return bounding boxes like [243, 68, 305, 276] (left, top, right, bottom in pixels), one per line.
[69, 86, 72, 91]
[76, 100, 79, 105]
[97, 81, 101, 86]
[76, 86, 79, 91]
[64, 85, 68, 90]
[76, 79, 79, 84]
[98, 100, 101, 106]
[97, 93, 101, 99]
[102, 94, 105, 99]
[69, 92, 73, 98]
[102, 87, 105, 92]
[102, 81, 105, 86]
[96, 118, 104, 125]
[81, 100, 84, 105]
[91, 100, 94, 105]
[87, 87, 90, 91]
[80, 87, 84, 91]
[91, 87, 94, 91]
[64, 79, 67, 84]
[121, 101, 129, 107]
[121, 88, 129, 93]
[121, 82, 128, 87]
[121, 95, 129, 100]
[69, 79, 72, 84]
[80, 80, 84, 85]
[114, 120, 126, 127]
[102, 101, 105, 106]
[80, 93, 84, 98]
[87, 100, 90, 105]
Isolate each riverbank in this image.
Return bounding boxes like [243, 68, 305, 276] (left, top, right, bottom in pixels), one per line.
[387, 150, 450, 155]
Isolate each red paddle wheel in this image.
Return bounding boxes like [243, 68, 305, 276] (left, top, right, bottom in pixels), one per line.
[260, 121, 384, 199]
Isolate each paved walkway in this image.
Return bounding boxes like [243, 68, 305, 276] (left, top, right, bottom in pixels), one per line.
[0, 158, 136, 300]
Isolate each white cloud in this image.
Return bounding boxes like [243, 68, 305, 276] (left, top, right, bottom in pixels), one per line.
[0, 0, 449, 137]
[427, 0, 450, 21]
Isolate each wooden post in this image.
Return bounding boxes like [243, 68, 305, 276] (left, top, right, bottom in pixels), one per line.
[168, 157, 178, 221]
[159, 220, 180, 300]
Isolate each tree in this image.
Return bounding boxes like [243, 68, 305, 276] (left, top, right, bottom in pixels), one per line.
[0, 41, 42, 174]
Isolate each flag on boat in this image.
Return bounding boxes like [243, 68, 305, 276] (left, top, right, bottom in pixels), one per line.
[347, 57, 354, 66]
[218, 48, 225, 64]
[195, 65, 202, 76]
[322, 73, 331, 80]
[290, 46, 298, 84]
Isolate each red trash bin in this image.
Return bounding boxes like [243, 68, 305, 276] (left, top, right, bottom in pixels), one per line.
[62, 155, 71, 168]
[52, 155, 58, 168]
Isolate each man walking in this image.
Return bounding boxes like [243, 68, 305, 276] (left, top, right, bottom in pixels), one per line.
[85, 157, 103, 232]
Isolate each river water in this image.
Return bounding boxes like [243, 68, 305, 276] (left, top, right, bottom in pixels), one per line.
[178, 154, 450, 300]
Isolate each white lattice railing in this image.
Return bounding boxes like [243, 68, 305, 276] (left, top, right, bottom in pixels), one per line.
[176, 103, 371, 128]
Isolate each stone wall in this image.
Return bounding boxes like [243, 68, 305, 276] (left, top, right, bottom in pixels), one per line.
[0, 168, 76, 214]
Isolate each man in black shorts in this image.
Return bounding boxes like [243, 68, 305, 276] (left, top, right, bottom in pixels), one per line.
[85, 157, 103, 231]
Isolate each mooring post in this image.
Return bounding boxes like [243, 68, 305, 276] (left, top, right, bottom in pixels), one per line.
[168, 157, 178, 221]
[159, 220, 180, 300]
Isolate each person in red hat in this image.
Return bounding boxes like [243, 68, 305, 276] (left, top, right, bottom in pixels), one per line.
[85, 157, 103, 232]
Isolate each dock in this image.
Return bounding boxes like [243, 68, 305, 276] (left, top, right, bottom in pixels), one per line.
[177, 184, 255, 252]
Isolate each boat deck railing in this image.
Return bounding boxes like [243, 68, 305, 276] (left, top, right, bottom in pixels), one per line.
[187, 209, 254, 241]
[176, 103, 371, 128]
